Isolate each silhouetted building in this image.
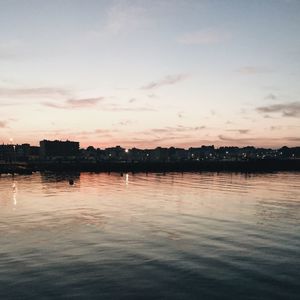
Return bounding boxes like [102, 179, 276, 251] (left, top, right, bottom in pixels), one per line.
[40, 140, 79, 160]
[104, 146, 126, 160]
[30, 146, 40, 160]
[15, 144, 31, 161]
[189, 146, 215, 160]
[129, 147, 145, 161]
[0, 144, 15, 162]
[169, 147, 188, 161]
[153, 147, 169, 161]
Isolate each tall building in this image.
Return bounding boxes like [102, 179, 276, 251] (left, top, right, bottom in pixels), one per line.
[39, 140, 79, 159]
[0, 144, 15, 162]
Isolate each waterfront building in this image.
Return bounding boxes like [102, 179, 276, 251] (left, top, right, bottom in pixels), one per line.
[39, 140, 80, 160]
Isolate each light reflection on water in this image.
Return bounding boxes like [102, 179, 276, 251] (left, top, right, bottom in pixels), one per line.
[0, 172, 300, 299]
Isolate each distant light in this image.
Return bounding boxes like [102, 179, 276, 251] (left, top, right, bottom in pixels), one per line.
[125, 149, 129, 153]
[9, 138, 13, 143]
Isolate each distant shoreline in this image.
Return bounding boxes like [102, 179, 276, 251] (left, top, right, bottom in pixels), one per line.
[1, 159, 300, 175]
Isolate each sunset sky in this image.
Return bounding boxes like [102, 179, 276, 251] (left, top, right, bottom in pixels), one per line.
[0, 0, 299, 148]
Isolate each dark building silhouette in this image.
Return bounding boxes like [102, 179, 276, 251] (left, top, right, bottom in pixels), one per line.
[40, 140, 79, 160]
[0, 144, 15, 162]
[15, 144, 31, 161]
[30, 146, 40, 156]
[1, 139, 299, 164]
[104, 146, 126, 160]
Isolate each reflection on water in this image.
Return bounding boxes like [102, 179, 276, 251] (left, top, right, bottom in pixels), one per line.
[0, 172, 300, 299]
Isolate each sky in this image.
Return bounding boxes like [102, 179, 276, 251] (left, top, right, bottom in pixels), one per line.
[0, 0, 300, 149]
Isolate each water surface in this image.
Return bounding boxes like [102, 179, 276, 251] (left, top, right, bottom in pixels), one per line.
[0, 172, 299, 299]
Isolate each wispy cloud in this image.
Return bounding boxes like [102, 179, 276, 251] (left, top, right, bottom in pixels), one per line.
[264, 93, 277, 100]
[43, 97, 104, 109]
[104, 104, 156, 112]
[43, 97, 155, 112]
[0, 87, 70, 98]
[237, 66, 273, 75]
[66, 98, 104, 108]
[218, 134, 300, 146]
[270, 126, 282, 131]
[148, 94, 157, 98]
[286, 137, 300, 142]
[263, 114, 275, 119]
[177, 29, 230, 45]
[141, 74, 188, 90]
[256, 102, 300, 117]
[151, 125, 206, 134]
[115, 120, 134, 126]
[0, 121, 7, 128]
[226, 129, 250, 134]
[135, 126, 206, 141]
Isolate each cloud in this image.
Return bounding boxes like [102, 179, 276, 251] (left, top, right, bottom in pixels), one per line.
[218, 134, 300, 146]
[104, 104, 155, 112]
[66, 98, 104, 108]
[218, 135, 266, 144]
[286, 137, 300, 142]
[237, 66, 273, 75]
[263, 114, 275, 119]
[141, 74, 188, 90]
[43, 97, 155, 112]
[115, 120, 134, 126]
[226, 129, 250, 134]
[270, 126, 282, 131]
[29, 128, 119, 142]
[256, 102, 300, 117]
[0, 121, 7, 128]
[177, 29, 230, 45]
[43, 97, 104, 109]
[148, 94, 157, 98]
[42, 102, 64, 109]
[153, 126, 205, 134]
[139, 125, 206, 136]
[265, 93, 277, 100]
[0, 87, 70, 98]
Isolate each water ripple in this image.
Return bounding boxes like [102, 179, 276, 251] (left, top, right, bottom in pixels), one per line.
[0, 172, 299, 299]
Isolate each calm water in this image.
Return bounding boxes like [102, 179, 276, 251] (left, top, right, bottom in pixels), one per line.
[0, 172, 299, 299]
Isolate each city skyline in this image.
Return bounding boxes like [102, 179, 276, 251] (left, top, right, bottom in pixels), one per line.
[1, 0, 300, 148]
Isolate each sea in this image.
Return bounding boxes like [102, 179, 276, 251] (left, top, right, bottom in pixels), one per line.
[0, 172, 299, 299]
